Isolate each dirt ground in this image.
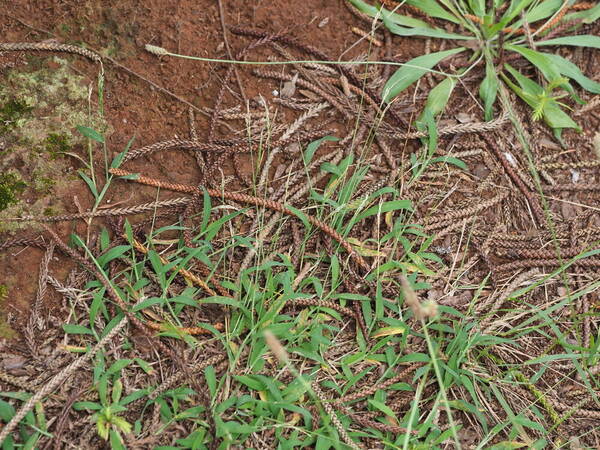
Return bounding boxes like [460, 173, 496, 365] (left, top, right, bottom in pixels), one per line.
[1, 0, 600, 447]
[0, 0, 376, 312]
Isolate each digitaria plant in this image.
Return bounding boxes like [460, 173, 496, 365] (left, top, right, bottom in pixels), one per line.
[349, 0, 600, 139]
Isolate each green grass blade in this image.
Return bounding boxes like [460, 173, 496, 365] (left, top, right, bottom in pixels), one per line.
[523, 0, 562, 23]
[347, 0, 429, 27]
[544, 53, 600, 94]
[383, 16, 473, 40]
[383, 47, 465, 103]
[406, 0, 462, 23]
[480, 61, 499, 120]
[565, 2, 600, 23]
[538, 35, 600, 48]
[505, 44, 562, 84]
[421, 77, 457, 119]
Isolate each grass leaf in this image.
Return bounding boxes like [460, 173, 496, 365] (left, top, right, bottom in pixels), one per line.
[383, 16, 472, 40]
[76, 125, 105, 144]
[480, 61, 499, 120]
[421, 77, 457, 119]
[63, 324, 95, 336]
[303, 135, 339, 165]
[544, 53, 600, 94]
[505, 45, 563, 84]
[383, 47, 465, 103]
[406, 0, 461, 23]
[538, 35, 600, 49]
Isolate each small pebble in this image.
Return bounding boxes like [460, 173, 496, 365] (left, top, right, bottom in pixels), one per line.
[503, 151, 517, 167]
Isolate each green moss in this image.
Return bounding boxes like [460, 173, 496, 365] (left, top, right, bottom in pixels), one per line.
[0, 99, 33, 136]
[0, 57, 109, 232]
[44, 132, 71, 159]
[0, 173, 27, 211]
[33, 174, 56, 193]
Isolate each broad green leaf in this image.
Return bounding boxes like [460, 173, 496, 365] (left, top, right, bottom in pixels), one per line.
[112, 379, 123, 403]
[0, 399, 15, 421]
[349, 199, 412, 229]
[540, 99, 580, 130]
[383, 16, 472, 40]
[131, 296, 165, 311]
[78, 170, 98, 197]
[346, 238, 386, 257]
[63, 324, 95, 335]
[505, 44, 562, 84]
[148, 250, 166, 278]
[538, 35, 600, 49]
[429, 156, 468, 170]
[348, 0, 443, 28]
[286, 205, 310, 229]
[89, 288, 106, 325]
[503, 65, 580, 131]
[234, 375, 266, 391]
[303, 135, 339, 165]
[523, 0, 562, 23]
[110, 136, 135, 169]
[169, 295, 198, 307]
[504, 63, 543, 96]
[109, 429, 127, 450]
[493, 0, 537, 34]
[133, 359, 154, 375]
[116, 172, 139, 180]
[76, 125, 104, 143]
[467, 0, 485, 17]
[421, 77, 457, 119]
[105, 359, 133, 377]
[368, 399, 397, 419]
[383, 47, 465, 103]
[512, 414, 545, 432]
[406, 0, 461, 23]
[97, 245, 131, 267]
[565, 3, 600, 23]
[488, 442, 528, 450]
[100, 228, 110, 251]
[371, 326, 406, 338]
[100, 313, 125, 339]
[205, 366, 217, 398]
[480, 61, 499, 120]
[544, 53, 600, 94]
[197, 296, 250, 316]
[72, 401, 102, 411]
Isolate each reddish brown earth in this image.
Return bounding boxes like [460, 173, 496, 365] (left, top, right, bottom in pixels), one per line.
[2, 1, 600, 448]
[0, 0, 397, 319]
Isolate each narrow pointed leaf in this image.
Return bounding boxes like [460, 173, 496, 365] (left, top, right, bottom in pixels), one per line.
[421, 77, 456, 119]
[406, 0, 461, 23]
[538, 35, 600, 49]
[383, 47, 465, 102]
[480, 62, 499, 120]
[544, 53, 600, 94]
[383, 17, 472, 40]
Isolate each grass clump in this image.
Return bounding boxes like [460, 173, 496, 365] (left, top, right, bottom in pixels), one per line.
[350, 0, 600, 138]
[0, 172, 27, 212]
